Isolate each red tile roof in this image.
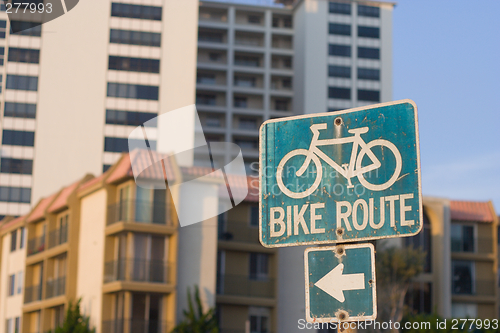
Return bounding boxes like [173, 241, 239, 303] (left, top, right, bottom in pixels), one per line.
[1, 215, 26, 231]
[106, 150, 177, 185]
[450, 200, 494, 222]
[220, 174, 258, 203]
[27, 193, 58, 223]
[47, 179, 82, 213]
[78, 173, 106, 193]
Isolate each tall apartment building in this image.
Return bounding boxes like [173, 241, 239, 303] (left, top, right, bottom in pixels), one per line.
[196, 0, 394, 173]
[0, 0, 199, 219]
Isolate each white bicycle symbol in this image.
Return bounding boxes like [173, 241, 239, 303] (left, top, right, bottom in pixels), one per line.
[276, 122, 402, 199]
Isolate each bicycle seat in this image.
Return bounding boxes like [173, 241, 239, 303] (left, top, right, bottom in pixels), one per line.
[348, 127, 369, 134]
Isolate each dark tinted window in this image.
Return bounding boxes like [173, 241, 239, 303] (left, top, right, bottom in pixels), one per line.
[4, 102, 37, 118]
[329, 44, 351, 57]
[6, 75, 38, 91]
[2, 130, 35, 146]
[0, 47, 4, 55]
[111, 3, 162, 21]
[10, 21, 42, 36]
[108, 56, 160, 73]
[329, 23, 351, 36]
[106, 110, 157, 127]
[107, 83, 159, 100]
[8, 48, 40, 64]
[358, 5, 380, 18]
[11, 230, 17, 251]
[105, 137, 157, 153]
[110, 29, 161, 47]
[0, 21, 5, 28]
[358, 26, 379, 38]
[328, 65, 350, 78]
[0, 186, 31, 203]
[329, 2, 350, 15]
[1, 158, 33, 174]
[329, 87, 350, 100]
[358, 47, 379, 59]
[358, 68, 380, 80]
[358, 89, 380, 102]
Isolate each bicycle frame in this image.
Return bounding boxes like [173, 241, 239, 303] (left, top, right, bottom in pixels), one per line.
[297, 123, 381, 186]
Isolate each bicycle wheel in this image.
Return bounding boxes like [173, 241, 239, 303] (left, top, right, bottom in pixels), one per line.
[276, 149, 322, 199]
[356, 139, 402, 191]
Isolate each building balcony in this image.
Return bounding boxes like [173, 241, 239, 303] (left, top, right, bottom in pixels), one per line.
[107, 200, 173, 226]
[27, 235, 45, 256]
[102, 319, 172, 333]
[104, 258, 173, 284]
[46, 276, 66, 299]
[217, 274, 275, 299]
[219, 222, 258, 243]
[451, 238, 494, 254]
[48, 227, 68, 249]
[452, 279, 496, 297]
[24, 284, 42, 303]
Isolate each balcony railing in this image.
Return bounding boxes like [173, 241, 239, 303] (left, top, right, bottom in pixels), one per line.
[217, 274, 275, 298]
[48, 227, 68, 249]
[452, 279, 496, 296]
[24, 284, 42, 303]
[107, 200, 172, 226]
[218, 222, 259, 243]
[104, 258, 173, 284]
[102, 319, 172, 333]
[46, 276, 66, 299]
[27, 235, 46, 256]
[451, 237, 493, 254]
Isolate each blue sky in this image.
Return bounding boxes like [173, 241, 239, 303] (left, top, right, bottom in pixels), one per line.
[392, 0, 500, 210]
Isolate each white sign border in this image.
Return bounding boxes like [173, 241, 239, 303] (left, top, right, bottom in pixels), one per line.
[259, 99, 423, 248]
[304, 243, 377, 323]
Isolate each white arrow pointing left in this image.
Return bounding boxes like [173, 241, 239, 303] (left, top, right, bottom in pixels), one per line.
[314, 263, 365, 303]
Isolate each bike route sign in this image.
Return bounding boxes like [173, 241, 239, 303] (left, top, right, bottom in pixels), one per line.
[305, 243, 376, 323]
[259, 100, 422, 247]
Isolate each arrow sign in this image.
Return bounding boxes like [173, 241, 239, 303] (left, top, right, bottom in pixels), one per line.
[304, 243, 376, 323]
[315, 263, 365, 303]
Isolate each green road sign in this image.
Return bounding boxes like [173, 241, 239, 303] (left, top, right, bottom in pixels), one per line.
[305, 243, 376, 323]
[259, 100, 422, 247]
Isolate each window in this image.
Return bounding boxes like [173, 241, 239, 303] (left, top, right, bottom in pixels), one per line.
[249, 253, 268, 280]
[275, 99, 289, 111]
[358, 26, 380, 39]
[329, 23, 351, 36]
[405, 211, 431, 272]
[358, 89, 379, 102]
[234, 55, 260, 67]
[358, 5, 380, 18]
[106, 110, 157, 127]
[17, 271, 23, 294]
[234, 97, 248, 108]
[8, 48, 40, 64]
[358, 47, 380, 59]
[248, 15, 261, 24]
[14, 317, 20, 333]
[250, 205, 259, 227]
[250, 315, 268, 333]
[358, 68, 380, 80]
[107, 83, 159, 100]
[1, 158, 34, 174]
[329, 87, 350, 100]
[0, 187, 31, 203]
[0, 47, 4, 65]
[452, 260, 474, 295]
[329, 2, 351, 15]
[2, 130, 35, 146]
[329, 44, 351, 57]
[451, 303, 477, 318]
[108, 56, 160, 73]
[451, 224, 474, 252]
[10, 21, 42, 36]
[234, 139, 257, 149]
[208, 52, 221, 62]
[196, 93, 216, 105]
[109, 29, 161, 47]
[11, 230, 17, 252]
[111, 3, 162, 21]
[234, 76, 256, 88]
[406, 282, 432, 314]
[8, 274, 15, 296]
[20, 227, 25, 249]
[197, 73, 216, 85]
[239, 118, 257, 130]
[206, 116, 221, 127]
[6, 75, 38, 91]
[198, 31, 224, 43]
[328, 65, 351, 78]
[4, 102, 37, 118]
[5, 319, 11, 333]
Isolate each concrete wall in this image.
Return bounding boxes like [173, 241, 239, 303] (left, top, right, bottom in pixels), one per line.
[76, 188, 107, 332]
